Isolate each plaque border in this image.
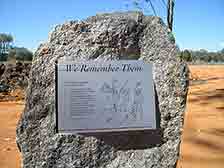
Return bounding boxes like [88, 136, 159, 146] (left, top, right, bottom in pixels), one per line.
[55, 61, 158, 133]
[55, 61, 59, 133]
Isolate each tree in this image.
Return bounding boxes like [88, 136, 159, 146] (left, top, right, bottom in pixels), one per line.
[7, 48, 17, 63]
[0, 33, 13, 54]
[190, 49, 224, 63]
[134, 0, 175, 31]
[220, 48, 224, 54]
[179, 50, 192, 62]
[8, 47, 33, 62]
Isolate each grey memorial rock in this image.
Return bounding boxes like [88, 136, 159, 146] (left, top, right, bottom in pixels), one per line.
[16, 12, 189, 168]
[0, 62, 31, 91]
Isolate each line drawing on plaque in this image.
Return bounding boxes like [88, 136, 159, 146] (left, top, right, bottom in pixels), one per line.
[132, 81, 144, 120]
[100, 79, 130, 123]
[120, 81, 144, 125]
[100, 79, 144, 125]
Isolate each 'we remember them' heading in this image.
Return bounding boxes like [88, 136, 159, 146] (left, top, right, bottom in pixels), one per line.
[61, 63, 144, 73]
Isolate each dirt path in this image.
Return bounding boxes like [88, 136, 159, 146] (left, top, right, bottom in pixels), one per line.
[0, 101, 24, 168]
[177, 65, 224, 168]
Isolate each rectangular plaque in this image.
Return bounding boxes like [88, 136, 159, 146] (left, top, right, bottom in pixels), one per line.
[56, 60, 156, 133]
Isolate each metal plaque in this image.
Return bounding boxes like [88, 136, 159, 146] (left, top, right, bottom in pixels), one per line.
[56, 60, 156, 133]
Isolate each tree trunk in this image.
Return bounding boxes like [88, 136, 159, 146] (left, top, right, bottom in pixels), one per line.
[167, 0, 174, 31]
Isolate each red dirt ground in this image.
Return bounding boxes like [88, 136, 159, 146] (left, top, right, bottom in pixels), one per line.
[0, 65, 224, 168]
[0, 101, 23, 168]
[177, 65, 224, 168]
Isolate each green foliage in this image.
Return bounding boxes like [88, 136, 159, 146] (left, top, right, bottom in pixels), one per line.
[0, 33, 13, 43]
[0, 53, 8, 62]
[7, 48, 17, 62]
[0, 33, 13, 54]
[168, 32, 175, 44]
[179, 49, 224, 63]
[182, 50, 192, 62]
[178, 49, 192, 62]
[0, 33, 33, 62]
[8, 47, 33, 62]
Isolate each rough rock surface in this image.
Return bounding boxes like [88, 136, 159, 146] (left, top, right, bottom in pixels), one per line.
[0, 64, 5, 77]
[16, 12, 188, 168]
[0, 62, 31, 91]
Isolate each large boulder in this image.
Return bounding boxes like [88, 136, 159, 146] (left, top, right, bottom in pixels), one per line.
[16, 12, 188, 168]
[0, 62, 31, 91]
